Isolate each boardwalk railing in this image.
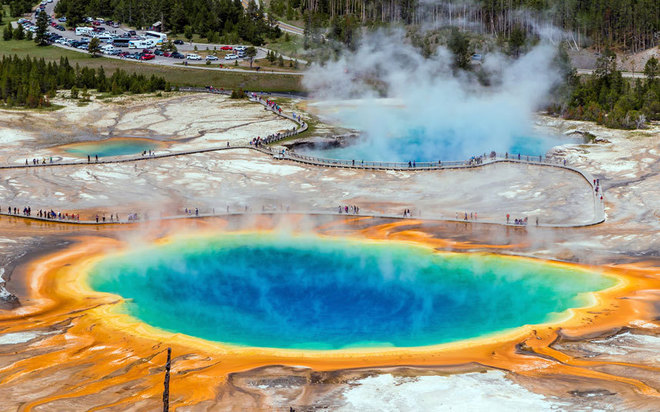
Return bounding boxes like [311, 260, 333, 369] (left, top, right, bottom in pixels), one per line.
[1, 87, 605, 225]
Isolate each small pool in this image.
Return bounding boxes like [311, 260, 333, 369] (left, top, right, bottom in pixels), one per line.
[59, 138, 162, 158]
[88, 234, 616, 350]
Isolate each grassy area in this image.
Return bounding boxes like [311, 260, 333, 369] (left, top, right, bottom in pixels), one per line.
[3, 103, 66, 111]
[0, 40, 304, 92]
[168, 33, 212, 44]
[266, 33, 307, 61]
[0, 4, 10, 22]
[183, 58, 303, 73]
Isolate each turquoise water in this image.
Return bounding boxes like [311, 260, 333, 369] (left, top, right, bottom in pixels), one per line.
[298, 129, 565, 162]
[89, 234, 616, 350]
[63, 139, 159, 158]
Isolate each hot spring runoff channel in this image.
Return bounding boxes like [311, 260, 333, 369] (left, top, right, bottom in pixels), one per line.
[88, 234, 616, 350]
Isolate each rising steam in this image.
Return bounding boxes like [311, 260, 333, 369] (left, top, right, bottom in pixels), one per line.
[303, 28, 564, 162]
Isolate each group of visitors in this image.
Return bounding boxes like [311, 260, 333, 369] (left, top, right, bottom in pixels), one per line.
[252, 94, 305, 127]
[338, 205, 360, 214]
[87, 155, 99, 163]
[183, 208, 199, 216]
[95, 214, 121, 223]
[457, 211, 478, 221]
[403, 209, 413, 217]
[593, 179, 604, 201]
[25, 157, 53, 165]
[126, 213, 140, 222]
[1, 206, 80, 221]
[262, 98, 283, 115]
[466, 156, 484, 166]
[506, 214, 529, 226]
[142, 150, 156, 157]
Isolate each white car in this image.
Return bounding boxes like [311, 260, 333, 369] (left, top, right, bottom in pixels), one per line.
[205, 55, 218, 60]
[186, 53, 202, 60]
[224, 54, 238, 60]
[234, 46, 246, 52]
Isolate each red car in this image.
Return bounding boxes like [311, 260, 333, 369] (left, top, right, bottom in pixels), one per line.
[163, 51, 172, 57]
[220, 45, 232, 50]
[140, 53, 155, 60]
[92, 21, 100, 26]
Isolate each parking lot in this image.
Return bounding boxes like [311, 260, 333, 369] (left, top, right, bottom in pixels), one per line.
[22, 0, 286, 72]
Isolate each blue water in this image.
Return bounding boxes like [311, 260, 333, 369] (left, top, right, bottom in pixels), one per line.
[298, 128, 564, 162]
[89, 234, 615, 350]
[63, 139, 159, 158]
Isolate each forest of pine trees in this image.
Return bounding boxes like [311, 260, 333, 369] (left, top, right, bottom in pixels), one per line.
[52, 0, 281, 46]
[286, 0, 658, 53]
[554, 52, 660, 129]
[0, 55, 170, 108]
[2, 0, 656, 51]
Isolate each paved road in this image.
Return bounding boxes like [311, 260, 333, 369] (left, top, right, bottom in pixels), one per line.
[576, 69, 649, 79]
[275, 21, 304, 36]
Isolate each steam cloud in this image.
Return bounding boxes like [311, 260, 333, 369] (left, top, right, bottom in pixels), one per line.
[303, 29, 564, 162]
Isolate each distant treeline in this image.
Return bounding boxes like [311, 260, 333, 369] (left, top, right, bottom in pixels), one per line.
[53, 0, 281, 46]
[554, 52, 660, 129]
[2, 0, 34, 19]
[0, 55, 170, 108]
[293, 0, 659, 52]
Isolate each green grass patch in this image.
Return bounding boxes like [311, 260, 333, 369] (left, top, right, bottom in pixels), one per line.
[1, 103, 65, 111]
[0, 40, 304, 92]
[268, 110, 320, 145]
[266, 33, 307, 61]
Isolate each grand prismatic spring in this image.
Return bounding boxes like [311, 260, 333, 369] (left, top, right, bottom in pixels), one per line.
[88, 233, 616, 350]
[0, 54, 659, 410]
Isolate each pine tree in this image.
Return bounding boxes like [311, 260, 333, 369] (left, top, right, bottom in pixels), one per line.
[3, 23, 11, 41]
[88, 38, 101, 57]
[13, 24, 25, 41]
[35, 10, 49, 46]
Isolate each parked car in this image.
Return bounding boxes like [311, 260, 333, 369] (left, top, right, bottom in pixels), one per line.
[205, 55, 218, 60]
[173, 39, 183, 45]
[154, 49, 164, 56]
[58, 17, 67, 22]
[56, 25, 65, 31]
[128, 30, 136, 36]
[170, 52, 185, 59]
[163, 51, 172, 57]
[220, 45, 232, 50]
[224, 54, 238, 60]
[140, 53, 155, 60]
[234, 46, 246, 52]
[186, 53, 201, 60]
